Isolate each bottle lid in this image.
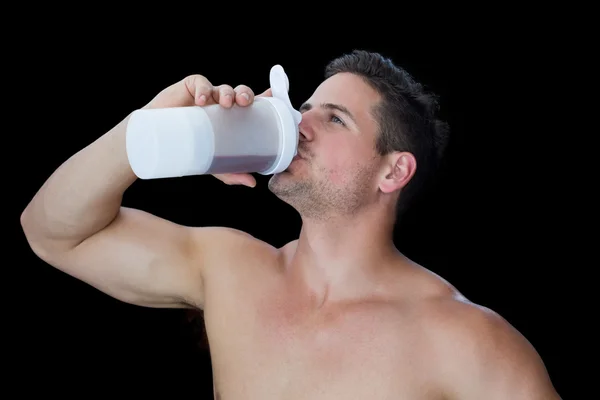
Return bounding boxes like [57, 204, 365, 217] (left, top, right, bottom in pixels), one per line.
[270, 65, 302, 126]
[259, 65, 302, 175]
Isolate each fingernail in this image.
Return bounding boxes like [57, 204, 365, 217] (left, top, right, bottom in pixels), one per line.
[199, 95, 206, 104]
[241, 93, 249, 101]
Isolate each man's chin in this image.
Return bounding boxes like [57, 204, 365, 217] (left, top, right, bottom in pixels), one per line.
[267, 173, 286, 194]
[267, 173, 305, 198]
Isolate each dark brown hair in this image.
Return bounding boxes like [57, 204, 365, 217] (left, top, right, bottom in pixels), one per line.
[325, 50, 450, 218]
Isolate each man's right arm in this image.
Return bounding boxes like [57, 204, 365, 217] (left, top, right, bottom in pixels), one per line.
[20, 75, 262, 310]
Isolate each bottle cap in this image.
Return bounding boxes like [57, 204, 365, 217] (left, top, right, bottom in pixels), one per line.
[270, 65, 302, 126]
[259, 65, 302, 175]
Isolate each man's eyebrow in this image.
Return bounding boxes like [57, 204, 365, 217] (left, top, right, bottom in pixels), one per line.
[299, 102, 357, 125]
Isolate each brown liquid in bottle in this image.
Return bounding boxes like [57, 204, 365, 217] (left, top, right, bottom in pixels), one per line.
[205, 155, 277, 174]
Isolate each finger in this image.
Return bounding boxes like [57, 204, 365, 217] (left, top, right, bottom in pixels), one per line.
[257, 88, 272, 98]
[216, 174, 256, 187]
[232, 173, 256, 188]
[213, 84, 235, 108]
[183, 75, 215, 106]
[195, 84, 215, 106]
[214, 173, 256, 188]
[242, 174, 257, 188]
[233, 85, 255, 106]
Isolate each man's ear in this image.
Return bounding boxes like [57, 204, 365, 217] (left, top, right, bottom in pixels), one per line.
[378, 152, 417, 194]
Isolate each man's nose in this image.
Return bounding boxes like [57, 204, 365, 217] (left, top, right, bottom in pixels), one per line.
[298, 113, 315, 142]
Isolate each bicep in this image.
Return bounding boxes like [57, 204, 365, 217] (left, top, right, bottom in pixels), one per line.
[44, 207, 204, 308]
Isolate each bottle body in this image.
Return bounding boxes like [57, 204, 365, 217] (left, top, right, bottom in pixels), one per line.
[125, 97, 298, 180]
[203, 97, 280, 175]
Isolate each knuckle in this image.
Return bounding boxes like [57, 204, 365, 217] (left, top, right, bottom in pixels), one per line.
[184, 74, 208, 86]
[184, 75, 212, 93]
[219, 84, 234, 92]
[198, 85, 213, 95]
[234, 84, 253, 95]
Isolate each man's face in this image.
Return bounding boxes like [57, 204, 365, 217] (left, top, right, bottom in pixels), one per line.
[268, 72, 384, 219]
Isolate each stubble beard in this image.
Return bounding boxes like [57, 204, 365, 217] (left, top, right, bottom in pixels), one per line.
[268, 160, 379, 221]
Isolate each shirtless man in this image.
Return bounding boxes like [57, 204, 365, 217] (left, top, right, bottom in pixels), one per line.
[21, 50, 561, 399]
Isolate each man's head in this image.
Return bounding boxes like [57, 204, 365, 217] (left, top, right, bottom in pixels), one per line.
[268, 50, 449, 222]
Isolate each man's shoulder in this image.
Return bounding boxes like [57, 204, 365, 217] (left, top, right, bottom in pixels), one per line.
[396, 266, 527, 352]
[419, 294, 515, 352]
[190, 226, 280, 250]
[188, 225, 294, 271]
[417, 295, 559, 399]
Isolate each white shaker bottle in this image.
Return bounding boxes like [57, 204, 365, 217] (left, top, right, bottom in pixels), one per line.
[125, 65, 302, 180]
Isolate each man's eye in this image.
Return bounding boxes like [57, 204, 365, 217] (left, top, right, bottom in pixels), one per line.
[331, 115, 345, 125]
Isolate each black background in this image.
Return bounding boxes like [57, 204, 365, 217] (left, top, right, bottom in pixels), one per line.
[10, 16, 572, 399]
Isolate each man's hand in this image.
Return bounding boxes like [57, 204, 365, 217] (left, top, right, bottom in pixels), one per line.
[144, 74, 273, 188]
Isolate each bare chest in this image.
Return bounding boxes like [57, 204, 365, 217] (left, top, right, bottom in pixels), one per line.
[204, 288, 441, 400]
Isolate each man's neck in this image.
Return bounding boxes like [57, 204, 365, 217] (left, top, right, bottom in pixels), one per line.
[286, 207, 402, 306]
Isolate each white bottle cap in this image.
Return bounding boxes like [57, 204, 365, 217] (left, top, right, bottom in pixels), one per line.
[259, 65, 302, 175]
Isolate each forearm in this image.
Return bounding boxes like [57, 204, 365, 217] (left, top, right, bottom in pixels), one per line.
[21, 115, 137, 250]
